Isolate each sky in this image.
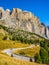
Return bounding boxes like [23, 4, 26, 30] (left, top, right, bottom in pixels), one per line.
[0, 0, 49, 26]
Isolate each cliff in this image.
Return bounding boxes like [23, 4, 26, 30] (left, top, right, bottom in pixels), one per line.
[47, 26, 49, 30]
[0, 7, 49, 38]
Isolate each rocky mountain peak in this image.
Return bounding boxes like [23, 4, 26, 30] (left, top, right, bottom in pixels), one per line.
[0, 7, 4, 12]
[0, 7, 49, 38]
[47, 26, 49, 30]
[6, 9, 10, 14]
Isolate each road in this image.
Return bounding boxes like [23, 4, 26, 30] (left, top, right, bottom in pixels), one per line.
[2, 44, 37, 62]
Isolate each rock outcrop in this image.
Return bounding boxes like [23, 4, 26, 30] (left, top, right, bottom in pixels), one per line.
[47, 26, 49, 30]
[0, 7, 49, 38]
[47, 26, 49, 38]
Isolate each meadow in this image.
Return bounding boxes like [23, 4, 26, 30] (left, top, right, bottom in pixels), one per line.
[0, 52, 45, 65]
[0, 40, 29, 50]
[13, 46, 40, 57]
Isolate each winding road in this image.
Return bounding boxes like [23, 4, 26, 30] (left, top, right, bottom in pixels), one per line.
[2, 44, 38, 62]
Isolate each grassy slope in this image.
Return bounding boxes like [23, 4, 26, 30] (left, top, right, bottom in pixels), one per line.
[0, 40, 29, 50]
[0, 25, 47, 65]
[0, 52, 45, 65]
[13, 46, 40, 57]
[0, 29, 8, 40]
[0, 25, 45, 42]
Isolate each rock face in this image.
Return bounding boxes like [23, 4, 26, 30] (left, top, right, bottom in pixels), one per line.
[0, 7, 49, 38]
[47, 26, 49, 30]
[47, 26, 49, 38]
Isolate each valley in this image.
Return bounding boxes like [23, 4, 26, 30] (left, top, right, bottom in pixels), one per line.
[0, 8, 49, 65]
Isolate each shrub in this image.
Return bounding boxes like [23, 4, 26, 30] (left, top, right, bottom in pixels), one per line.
[3, 36, 7, 40]
[40, 40, 48, 51]
[30, 57, 32, 62]
[35, 53, 42, 63]
[40, 47, 49, 64]
[11, 54, 13, 57]
[19, 52, 25, 55]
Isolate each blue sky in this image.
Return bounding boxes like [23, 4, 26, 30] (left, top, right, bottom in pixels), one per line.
[0, 0, 49, 26]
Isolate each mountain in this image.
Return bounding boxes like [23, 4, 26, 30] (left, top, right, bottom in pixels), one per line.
[47, 26, 49, 30]
[0, 7, 49, 38]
